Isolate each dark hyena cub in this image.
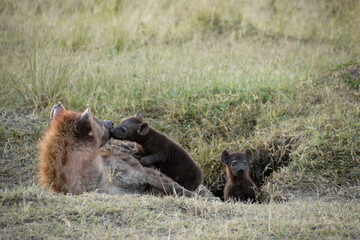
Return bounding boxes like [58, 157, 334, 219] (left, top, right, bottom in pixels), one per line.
[111, 111, 203, 191]
[221, 148, 257, 202]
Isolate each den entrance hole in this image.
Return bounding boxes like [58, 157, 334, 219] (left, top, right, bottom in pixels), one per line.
[209, 135, 303, 201]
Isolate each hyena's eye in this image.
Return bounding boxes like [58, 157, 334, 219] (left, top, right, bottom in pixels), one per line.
[243, 161, 247, 165]
[231, 161, 236, 167]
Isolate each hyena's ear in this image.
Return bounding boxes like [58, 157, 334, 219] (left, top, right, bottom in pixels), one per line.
[221, 150, 230, 164]
[135, 111, 143, 120]
[244, 148, 253, 163]
[138, 122, 149, 136]
[79, 105, 92, 132]
[50, 102, 66, 122]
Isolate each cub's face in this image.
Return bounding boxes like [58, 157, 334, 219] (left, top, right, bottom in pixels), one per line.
[111, 114, 149, 141]
[221, 149, 253, 177]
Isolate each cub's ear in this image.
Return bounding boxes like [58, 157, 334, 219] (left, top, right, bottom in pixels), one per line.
[244, 148, 253, 163]
[138, 122, 149, 136]
[135, 111, 143, 120]
[79, 104, 92, 131]
[50, 102, 66, 122]
[221, 150, 230, 164]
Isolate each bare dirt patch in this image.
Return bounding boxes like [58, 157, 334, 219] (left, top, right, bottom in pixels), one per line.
[0, 109, 47, 190]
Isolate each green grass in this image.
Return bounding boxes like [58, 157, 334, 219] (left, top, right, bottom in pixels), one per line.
[1, 0, 360, 238]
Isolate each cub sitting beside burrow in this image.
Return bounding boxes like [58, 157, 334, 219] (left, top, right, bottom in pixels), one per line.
[221, 148, 257, 202]
[111, 111, 203, 191]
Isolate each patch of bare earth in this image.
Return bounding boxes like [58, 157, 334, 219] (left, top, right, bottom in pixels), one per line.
[0, 109, 47, 190]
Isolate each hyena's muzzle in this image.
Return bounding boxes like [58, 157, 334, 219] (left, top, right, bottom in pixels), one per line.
[99, 120, 114, 146]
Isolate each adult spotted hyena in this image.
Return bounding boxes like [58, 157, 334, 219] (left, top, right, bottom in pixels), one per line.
[38, 103, 193, 196]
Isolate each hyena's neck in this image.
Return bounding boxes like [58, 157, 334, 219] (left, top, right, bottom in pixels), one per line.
[64, 148, 103, 194]
[136, 128, 157, 149]
[80, 154, 103, 192]
[230, 176, 247, 187]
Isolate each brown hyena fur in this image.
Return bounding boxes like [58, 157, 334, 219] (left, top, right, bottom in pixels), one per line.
[111, 111, 203, 191]
[221, 148, 257, 202]
[38, 103, 194, 196]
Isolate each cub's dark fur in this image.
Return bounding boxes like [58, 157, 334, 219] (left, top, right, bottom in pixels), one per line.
[221, 148, 257, 202]
[111, 111, 203, 191]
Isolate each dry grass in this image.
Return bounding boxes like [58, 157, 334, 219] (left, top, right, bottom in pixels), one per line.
[1, 186, 360, 239]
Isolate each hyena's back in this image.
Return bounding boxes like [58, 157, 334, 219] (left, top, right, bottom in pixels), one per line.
[100, 151, 189, 195]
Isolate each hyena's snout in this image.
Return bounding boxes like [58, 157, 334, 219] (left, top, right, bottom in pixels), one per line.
[237, 167, 245, 174]
[103, 120, 114, 129]
[102, 120, 114, 134]
[100, 120, 114, 146]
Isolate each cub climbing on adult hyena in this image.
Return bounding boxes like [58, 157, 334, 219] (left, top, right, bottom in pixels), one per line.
[111, 111, 203, 191]
[38, 103, 193, 196]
